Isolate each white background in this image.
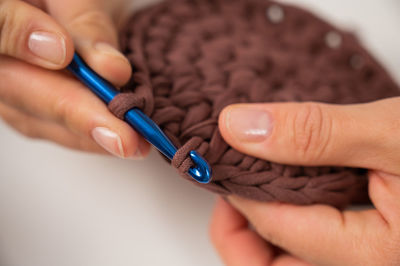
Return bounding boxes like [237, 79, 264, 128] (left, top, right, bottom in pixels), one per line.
[0, 1, 399, 265]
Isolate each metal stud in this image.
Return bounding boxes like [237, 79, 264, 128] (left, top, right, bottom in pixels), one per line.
[267, 5, 284, 24]
[325, 31, 342, 49]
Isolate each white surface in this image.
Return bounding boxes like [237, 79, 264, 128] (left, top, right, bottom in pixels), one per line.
[0, 1, 399, 266]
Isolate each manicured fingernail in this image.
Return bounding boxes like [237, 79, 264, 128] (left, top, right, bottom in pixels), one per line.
[94, 42, 128, 61]
[28, 31, 66, 65]
[226, 107, 273, 142]
[91, 127, 125, 158]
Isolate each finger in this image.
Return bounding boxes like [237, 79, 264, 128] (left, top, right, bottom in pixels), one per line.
[46, 0, 131, 86]
[368, 171, 400, 226]
[0, 56, 150, 158]
[0, 0, 74, 68]
[210, 197, 274, 266]
[218, 97, 400, 174]
[367, 171, 400, 265]
[272, 255, 312, 266]
[0, 101, 106, 153]
[228, 195, 390, 266]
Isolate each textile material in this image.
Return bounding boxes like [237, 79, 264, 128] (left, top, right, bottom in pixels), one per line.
[110, 0, 400, 207]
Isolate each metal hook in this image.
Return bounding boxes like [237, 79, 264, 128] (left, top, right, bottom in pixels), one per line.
[188, 151, 212, 183]
[67, 53, 212, 184]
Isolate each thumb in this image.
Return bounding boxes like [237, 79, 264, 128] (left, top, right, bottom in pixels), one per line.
[0, 0, 74, 68]
[46, 0, 131, 86]
[218, 97, 400, 175]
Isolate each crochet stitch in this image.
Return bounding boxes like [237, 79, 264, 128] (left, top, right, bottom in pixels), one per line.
[110, 0, 400, 207]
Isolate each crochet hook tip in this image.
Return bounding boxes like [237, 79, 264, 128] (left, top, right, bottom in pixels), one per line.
[67, 53, 213, 184]
[188, 151, 212, 183]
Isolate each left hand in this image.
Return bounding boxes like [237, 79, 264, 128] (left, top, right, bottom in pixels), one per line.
[0, 0, 150, 158]
[210, 98, 400, 266]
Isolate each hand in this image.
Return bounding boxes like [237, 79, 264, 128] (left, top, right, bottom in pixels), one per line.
[0, 0, 150, 158]
[210, 98, 400, 265]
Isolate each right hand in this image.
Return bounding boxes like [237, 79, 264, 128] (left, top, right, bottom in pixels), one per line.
[210, 98, 400, 265]
[0, 0, 150, 158]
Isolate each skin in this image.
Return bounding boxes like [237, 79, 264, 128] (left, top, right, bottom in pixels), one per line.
[210, 99, 400, 265]
[2, 1, 399, 264]
[0, 0, 150, 157]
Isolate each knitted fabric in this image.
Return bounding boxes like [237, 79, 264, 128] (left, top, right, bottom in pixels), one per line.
[110, 0, 400, 208]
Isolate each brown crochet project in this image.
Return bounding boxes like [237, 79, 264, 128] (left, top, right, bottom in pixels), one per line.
[111, 0, 400, 208]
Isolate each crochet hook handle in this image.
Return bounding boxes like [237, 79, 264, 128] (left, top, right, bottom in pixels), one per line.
[67, 53, 211, 184]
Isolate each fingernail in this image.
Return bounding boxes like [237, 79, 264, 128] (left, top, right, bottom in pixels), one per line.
[28, 31, 66, 65]
[94, 42, 128, 61]
[91, 127, 125, 158]
[226, 107, 273, 142]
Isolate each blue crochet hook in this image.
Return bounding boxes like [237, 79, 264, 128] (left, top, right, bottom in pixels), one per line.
[67, 53, 211, 183]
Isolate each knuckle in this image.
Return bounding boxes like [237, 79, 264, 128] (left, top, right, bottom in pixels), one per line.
[290, 103, 332, 162]
[52, 92, 77, 129]
[52, 90, 91, 137]
[0, 0, 21, 55]
[66, 9, 115, 36]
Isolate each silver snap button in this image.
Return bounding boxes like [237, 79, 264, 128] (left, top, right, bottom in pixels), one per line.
[325, 31, 342, 49]
[267, 5, 284, 24]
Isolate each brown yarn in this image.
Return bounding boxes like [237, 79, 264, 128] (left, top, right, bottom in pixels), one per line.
[171, 137, 203, 174]
[111, 0, 400, 208]
[108, 93, 145, 119]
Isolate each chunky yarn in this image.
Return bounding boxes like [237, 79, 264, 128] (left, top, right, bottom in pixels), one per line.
[109, 0, 399, 207]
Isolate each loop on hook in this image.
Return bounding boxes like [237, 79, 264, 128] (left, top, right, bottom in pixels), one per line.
[108, 92, 146, 120]
[172, 137, 211, 183]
